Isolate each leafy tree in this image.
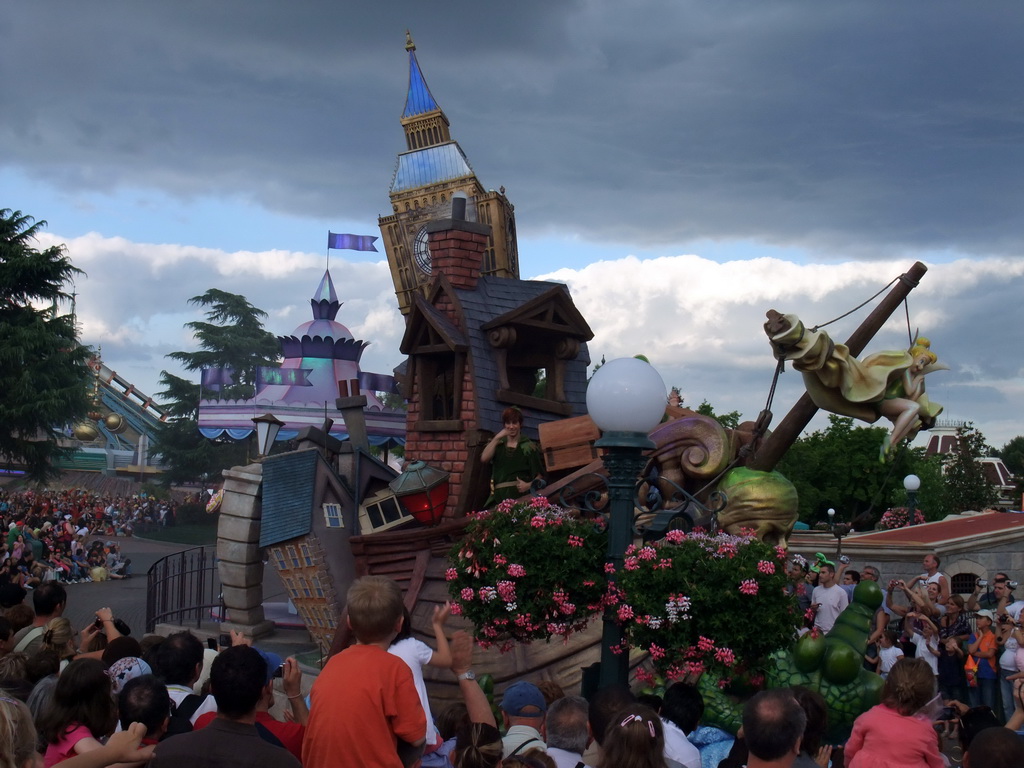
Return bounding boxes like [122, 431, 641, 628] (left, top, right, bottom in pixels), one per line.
[0, 210, 91, 481]
[776, 415, 930, 525]
[943, 423, 997, 512]
[998, 435, 1024, 479]
[153, 290, 279, 484]
[695, 399, 742, 431]
[167, 289, 281, 399]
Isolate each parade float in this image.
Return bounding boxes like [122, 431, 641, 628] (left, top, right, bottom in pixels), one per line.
[214, 38, 948, 736]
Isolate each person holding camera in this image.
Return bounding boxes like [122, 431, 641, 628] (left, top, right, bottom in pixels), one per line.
[967, 610, 1000, 716]
[996, 611, 1024, 723]
[967, 574, 1014, 613]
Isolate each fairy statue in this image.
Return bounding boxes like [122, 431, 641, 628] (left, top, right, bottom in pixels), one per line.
[764, 310, 947, 456]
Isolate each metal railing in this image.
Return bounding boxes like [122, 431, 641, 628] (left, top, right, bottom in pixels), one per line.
[146, 546, 222, 632]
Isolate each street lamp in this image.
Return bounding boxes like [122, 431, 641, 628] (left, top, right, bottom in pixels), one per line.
[586, 357, 667, 689]
[904, 474, 921, 527]
[827, 507, 851, 558]
[389, 460, 451, 526]
[252, 413, 285, 458]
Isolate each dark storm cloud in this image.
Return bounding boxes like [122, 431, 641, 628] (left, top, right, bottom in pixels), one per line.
[4, 1, 1024, 255]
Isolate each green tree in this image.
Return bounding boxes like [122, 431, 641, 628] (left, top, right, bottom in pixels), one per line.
[997, 435, 1024, 479]
[0, 210, 91, 481]
[153, 290, 279, 484]
[943, 423, 997, 512]
[695, 399, 742, 431]
[776, 415, 928, 525]
[167, 289, 281, 399]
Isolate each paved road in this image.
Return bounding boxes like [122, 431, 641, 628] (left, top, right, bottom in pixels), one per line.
[58, 535, 316, 663]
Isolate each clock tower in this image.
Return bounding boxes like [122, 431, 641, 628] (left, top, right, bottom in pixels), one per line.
[379, 32, 520, 314]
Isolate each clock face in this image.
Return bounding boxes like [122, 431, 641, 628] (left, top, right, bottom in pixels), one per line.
[413, 226, 431, 275]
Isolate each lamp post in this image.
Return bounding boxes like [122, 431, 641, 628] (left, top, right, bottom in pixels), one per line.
[827, 507, 851, 559]
[389, 461, 451, 526]
[904, 474, 921, 526]
[252, 413, 284, 458]
[586, 357, 667, 690]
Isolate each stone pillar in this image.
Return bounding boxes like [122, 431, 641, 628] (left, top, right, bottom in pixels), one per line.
[217, 463, 275, 639]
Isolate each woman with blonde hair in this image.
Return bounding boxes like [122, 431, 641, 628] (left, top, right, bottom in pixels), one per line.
[844, 657, 943, 767]
[40, 618, 76, 668]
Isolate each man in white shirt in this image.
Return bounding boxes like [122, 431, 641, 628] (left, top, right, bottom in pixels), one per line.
[500, 681, 548, 758]
[660, 683, 702, 768]
[545, 696, 593, 768]
[811, 563, 849, 633]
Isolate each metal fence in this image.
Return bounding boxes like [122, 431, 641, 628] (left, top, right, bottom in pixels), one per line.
[146, 546, 222, 632]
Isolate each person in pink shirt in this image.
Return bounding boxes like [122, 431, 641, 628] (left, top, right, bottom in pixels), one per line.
[845, 657, 943, 768]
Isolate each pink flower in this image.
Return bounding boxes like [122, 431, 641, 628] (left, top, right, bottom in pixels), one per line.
[664, 529, 686, 544]
[655, 559, 673, 570]
[635, 667, 656, 687]
[567, 535, 584, 548]
[494, 554, 507, 566]
[497, 580, 516, 601]
[739, 579, 759, 596]
[604, 562, 616, 575]
[774, 545, 788, 560]
[804, 607, 816, 621]
[617, 604, 635, 621]
[714, 647, 735, 665]
[445, 568, 458, 581]
[449, 602, 462, 615]
[717, 543, 737, 558]
[507, 563, 526, 577]
[684, 660, 705, 676]
[530, 516, 547, 528]
[638, 546, 657, 561]
[529, 496, 551, 509]
[624, 556, 640, 571]
[649, 643, 666, 661]
[756, 560, 775, 575]
[460, 587, 475, 601]
[697, 636, 715, 652]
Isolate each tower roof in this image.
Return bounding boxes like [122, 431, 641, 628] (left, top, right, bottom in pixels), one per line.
[403, 32, 441, 119]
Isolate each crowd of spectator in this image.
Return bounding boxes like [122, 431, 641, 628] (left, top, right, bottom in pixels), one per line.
[4, 537, 1024, 767]
[0, 488, 191, 594]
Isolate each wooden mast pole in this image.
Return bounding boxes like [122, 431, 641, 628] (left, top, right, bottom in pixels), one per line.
[747, 260, 929, 472]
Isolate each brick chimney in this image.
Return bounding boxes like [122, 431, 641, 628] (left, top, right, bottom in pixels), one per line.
[425, 193, 491, 292]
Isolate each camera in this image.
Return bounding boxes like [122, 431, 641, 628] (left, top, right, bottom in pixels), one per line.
[978, 579, 989, 588]
[839, 555, 850, 564]
[1010, 580, 1019, 590]
[218, 633, 231, 649]
[1000, 614, 1012, 624]
[888, 579, 898, 590]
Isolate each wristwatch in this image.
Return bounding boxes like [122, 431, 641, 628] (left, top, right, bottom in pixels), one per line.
[457, 670, 476, 681]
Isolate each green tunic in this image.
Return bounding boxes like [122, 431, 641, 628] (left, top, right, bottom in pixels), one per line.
[484, 437, 543, 508]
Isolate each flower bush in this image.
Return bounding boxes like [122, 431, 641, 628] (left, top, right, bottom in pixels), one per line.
[612, 528, 797, 687]
[878, 506, 926, 529]
[447, 497, 607, 651]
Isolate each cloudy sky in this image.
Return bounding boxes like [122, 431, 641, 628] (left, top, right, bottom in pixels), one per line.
[5, 1, 1023, 454]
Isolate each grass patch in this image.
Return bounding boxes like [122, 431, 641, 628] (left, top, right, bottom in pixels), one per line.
[136, 524, 218, 546]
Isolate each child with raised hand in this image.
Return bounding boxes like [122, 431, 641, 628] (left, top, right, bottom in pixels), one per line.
[865, 629, 903, 679]
[389, 601, 453, 754]
[845, 657, 944, 768]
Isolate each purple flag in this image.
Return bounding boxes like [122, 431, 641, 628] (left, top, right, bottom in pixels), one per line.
[257, 367, 312, 390]
[328, 232, 378, 252]
[201, 367, 236, 392]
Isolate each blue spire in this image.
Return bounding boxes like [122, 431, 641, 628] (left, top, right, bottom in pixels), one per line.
[403, 31, 440, 119]
[313, 269, 338, 305]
